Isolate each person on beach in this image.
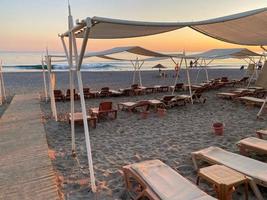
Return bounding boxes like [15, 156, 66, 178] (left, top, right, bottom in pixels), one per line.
[257, 61, 263, 70]
[190, 60, 194, 68]
[174, 64, 179, 78]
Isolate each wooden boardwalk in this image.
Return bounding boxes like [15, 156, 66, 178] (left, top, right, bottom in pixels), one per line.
[0, 94, 60, 200]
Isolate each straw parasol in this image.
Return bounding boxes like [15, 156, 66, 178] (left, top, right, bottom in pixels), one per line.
[152, 64, 167, 72]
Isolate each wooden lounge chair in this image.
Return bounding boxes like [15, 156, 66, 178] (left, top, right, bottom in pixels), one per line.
[170, 83, 184, 92]
[233, 76, 249, 86]
[192, 88, 206, 103]
[122, 159, 216, 200]
[236, 137, 267, 156]
[256, 129, 267, 139]
[192, 146, 267, 200]
[83, 88, 98, 99]
[65, 89, 79, 100]
[119, 88, 134, 96]
[89, 101, 117, 122]
[216, 89, 254, 100]
[173, 95, 191, 105]
[109, 89, 123, 97]
[160, 95, 176, 108]
[238, 96, 265, 107]
[53, 89, 65, 102]
[154, 85, 169, 92]
[147, 99, 166, 110]
[131, 84, 144, 95]
[68, 112, 97, 128]
[99, 87, 111, 97]
[118, 100, 150, 112]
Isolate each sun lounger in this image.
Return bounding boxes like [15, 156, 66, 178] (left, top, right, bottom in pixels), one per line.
[160, 95, 176, 108]
[99, 87, 111, 97]
[169, 83, 184, 92]
[122, 159, 216, 200]
[236, 137, 267, 156]
[53, 89, 65, 101]
[109, 89, 123, 97]
[68, 112, 97, 128]
[192, 146, 267, 200]
[65, 89, 79, 100]
[232, 76, 249, 86]
[118, 100, 150, 112]
[89, 101, 117, 122]
[83, 88, 98, 99]
[154, 85, 169, 92]
[256, 129, 267, 139]
[238, 96, 265, 107]
[148, 99, 166, 110]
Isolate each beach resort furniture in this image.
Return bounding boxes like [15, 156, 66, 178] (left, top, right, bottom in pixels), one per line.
[191, 146, 267, 200]
[236, 137, 267, 156]
[191, 88, 206, 103]
[256, 129, 267, 139]
[169, 83, 184, 92]
[147, 99, 166, 110]
[99, 87, 111, 97]
[160, 95, 176, 108]
[238, 96, 265, 107]
[197, 165, 248, 200]
[68, 112, 97, 128]
[122, 159, 216, 200]
[154, 85, 169, 92]
[53, 89, 65, 101]
[65, 89, 79, 100]
[83, 88, 98, 99]
[89, 101, 117, 122]
[119, 88, 134, 96]
[118, 100, 150, 112]
[233, 77, 249, 86]
[131, 84, 144, 95]
[109, 89, 123, 97]
[174, 94, 191, 105]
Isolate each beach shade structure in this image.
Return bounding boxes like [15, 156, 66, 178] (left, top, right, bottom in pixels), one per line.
[41, 58, 48, 101]
[59, 5, 267, 193]
[0, 60, 6, 105]
[186, 48, 261, 84]
[256, 61, 267, 117]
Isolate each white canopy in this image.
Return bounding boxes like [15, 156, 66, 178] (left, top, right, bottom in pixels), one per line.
[191, 7, 267, 46]
[188, 48, 261, 60]
[60, 7, 267, 46]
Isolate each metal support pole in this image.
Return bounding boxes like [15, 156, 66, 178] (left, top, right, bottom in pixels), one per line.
[185, 58, 193, 104]
[71, 17, 97, 192]
[171, 57, 182, 95]
[257, 97, 267, 118]
[204, 59, 209, 82]
[138, 60, 144, 87]
[41, 58, 48, 101]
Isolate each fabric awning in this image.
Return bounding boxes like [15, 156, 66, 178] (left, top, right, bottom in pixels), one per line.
[60, 7, 267, 46]
[83, 46, 179, 58]
[187, 48, 261, 59]
[191, 8, 267, 46]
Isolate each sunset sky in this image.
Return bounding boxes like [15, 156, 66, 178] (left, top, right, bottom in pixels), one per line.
[0, 0, 267, 53]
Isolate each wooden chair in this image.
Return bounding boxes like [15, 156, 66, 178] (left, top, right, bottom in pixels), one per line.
[160, 95, 175, 108]
[89, 101, 117, 122]
[53, 90, 65, 102]
[83, 88, 98, 99]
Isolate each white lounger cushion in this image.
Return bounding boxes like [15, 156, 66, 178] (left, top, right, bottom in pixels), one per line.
[131, 160, 216, 200]
[193, 147, 267, 184]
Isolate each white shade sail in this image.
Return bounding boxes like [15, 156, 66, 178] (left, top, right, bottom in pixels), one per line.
[60, 7, 267, 46]
[191, 7, 267, 46]
[187, 48, 261, 59]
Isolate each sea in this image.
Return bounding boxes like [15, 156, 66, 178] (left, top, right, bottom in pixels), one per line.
[0, 51, 249, 72]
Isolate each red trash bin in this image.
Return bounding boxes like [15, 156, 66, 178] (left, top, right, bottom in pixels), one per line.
[213, 122, 224, 135]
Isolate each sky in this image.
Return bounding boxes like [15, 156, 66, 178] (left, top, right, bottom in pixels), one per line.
[0, 0, 267, 53]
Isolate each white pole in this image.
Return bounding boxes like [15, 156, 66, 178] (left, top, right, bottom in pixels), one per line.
[0, 63, 2, 105]
[171, 57, 182, 95]
[0, 60, 6, 103]
[132, 58, 138, 84]
[69, 11, 97, 192]
[46, 54, 58, 121]
[204, 59, 209, 82]
[185, 58, 193, 104]
[138, 60, 144, 87]
[257, 97, 267, 118]
[195, 59, 203, 83]
[41, 58, 48, 101]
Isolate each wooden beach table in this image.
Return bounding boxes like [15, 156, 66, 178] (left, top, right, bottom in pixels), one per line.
[256, 129, 267, 139]
[68, 112, 97, 128]
[238, 96, 265, 107]
[197, 165, 248, 200]
[236, 137, 267, 156]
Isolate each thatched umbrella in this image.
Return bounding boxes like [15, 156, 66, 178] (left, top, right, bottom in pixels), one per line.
[152, 63, 167, 73]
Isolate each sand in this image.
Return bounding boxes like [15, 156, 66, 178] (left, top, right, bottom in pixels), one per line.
[4, 68, 267, 199]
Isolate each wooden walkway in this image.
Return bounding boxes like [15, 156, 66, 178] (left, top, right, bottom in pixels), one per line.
[0, 94, 60, 200]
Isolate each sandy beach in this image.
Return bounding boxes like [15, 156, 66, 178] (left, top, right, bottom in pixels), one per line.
[10, 68, 260, 199]
[1, 68, 266, 199]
